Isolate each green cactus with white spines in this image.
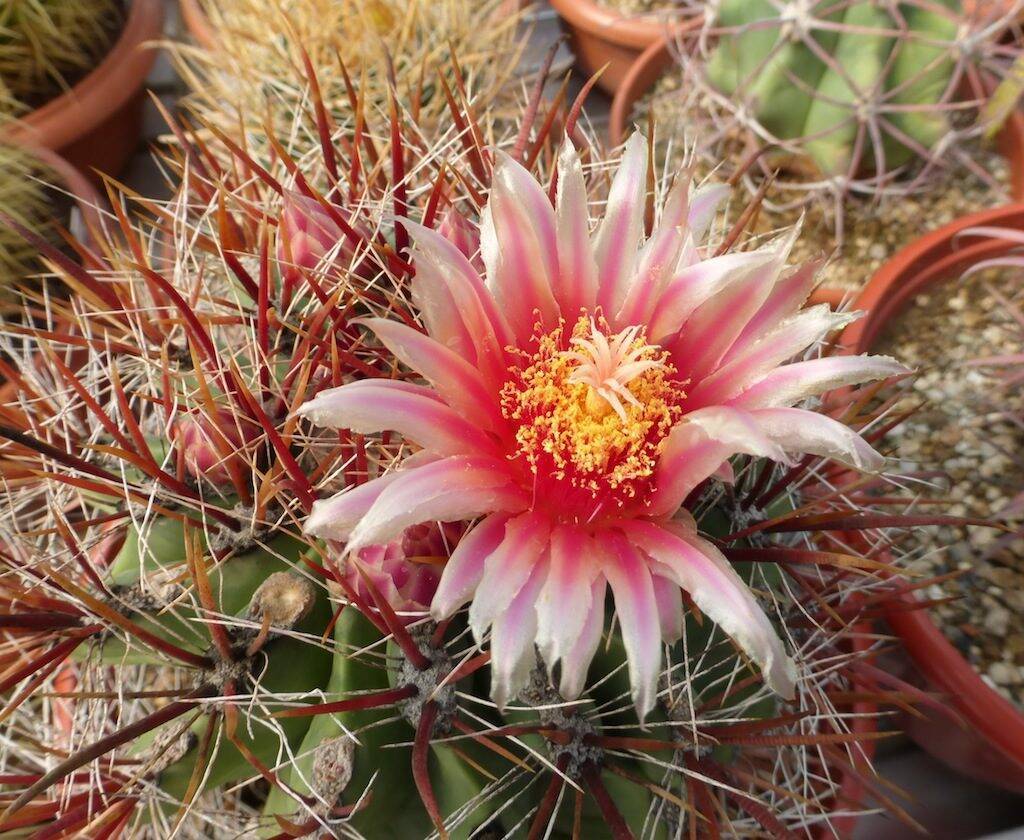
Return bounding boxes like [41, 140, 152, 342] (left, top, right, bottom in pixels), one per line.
[703, 0, 980, 180]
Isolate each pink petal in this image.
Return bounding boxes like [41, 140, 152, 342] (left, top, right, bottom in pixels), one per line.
[358, 317, 505, 432]
[468, 511, 551, 643]
[667, 245, 786, 383]
[347, 456, 528, 551]
[595, 132, 648, 316]
[553, 138, 599, 318]
[305, 476, 396, 541]
[480, 152, 560, 343]
[432, 513, 511, 620]
[603, 531, 662, 718]
[731, 260, 821, 351]
[686, 182, 730, 246]
[732, 355, 907, 410]
[559, 575, 606, 700]
[616, 171, 691, 328]
[489, 562, 546, 709]
[407, 221, 513, 386]
[652, 573, 683, 643]
[297, 380, 498, 457]
[621, 520, 796, 700]
[749, 408, 884, 472]
[645, 406, 789, 518]
[536, 525, 598, 672]
[647, 250, 777, 345]
[685, 306, 855, 409]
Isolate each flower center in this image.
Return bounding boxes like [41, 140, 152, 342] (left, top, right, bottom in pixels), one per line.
[500, 316, 686, 522]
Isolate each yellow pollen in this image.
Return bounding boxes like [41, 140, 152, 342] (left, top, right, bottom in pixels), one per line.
[500, 316, 685, 498]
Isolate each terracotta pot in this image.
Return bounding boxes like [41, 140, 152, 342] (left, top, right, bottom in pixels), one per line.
[610, 35, 1024, 200]
[550, 0, 697, 96]
[179, 0, 217, 50]
[0, 0, 165, 181]
[838, 203, 1024, 795]
[29, 146, 105, 239]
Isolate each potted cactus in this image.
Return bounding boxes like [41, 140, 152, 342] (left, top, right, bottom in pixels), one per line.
[610, 1, 1024, 295]
[0, 0, 164, 179]
[0, 54, 964, 838]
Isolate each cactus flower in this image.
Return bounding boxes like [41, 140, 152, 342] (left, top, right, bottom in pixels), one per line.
[300, 134, 904, 716]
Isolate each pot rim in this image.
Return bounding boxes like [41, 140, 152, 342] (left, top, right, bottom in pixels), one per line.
[178, 0, 217, 51]
[549, 0, 682, 48]
[840, 202, 1024, 786]
[0, 0, 165, 154]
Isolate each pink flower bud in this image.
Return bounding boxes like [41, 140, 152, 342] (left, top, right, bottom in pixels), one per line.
[437, 206, 481, 266]
[173, 410, 261, 487]
[342, 522, 462, 621]
[277, 191, 347, 273]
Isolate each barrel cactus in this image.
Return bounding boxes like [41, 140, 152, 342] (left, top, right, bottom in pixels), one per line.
[0, 0, 123, 116]
[698, 0, 1015, 184]
[0, 69, 944, 837]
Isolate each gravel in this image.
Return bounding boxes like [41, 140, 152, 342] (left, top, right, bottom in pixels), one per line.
[875, 271, 1024, 708]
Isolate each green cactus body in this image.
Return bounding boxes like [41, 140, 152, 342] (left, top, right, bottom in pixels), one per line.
[884, 1, 958, 167]
[706, 1, 960, 178]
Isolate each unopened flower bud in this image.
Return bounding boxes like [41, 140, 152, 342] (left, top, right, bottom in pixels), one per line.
[172, 410, 260, 487]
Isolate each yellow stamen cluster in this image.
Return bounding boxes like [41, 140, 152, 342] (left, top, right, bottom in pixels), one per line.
[501, 317, 685, 499]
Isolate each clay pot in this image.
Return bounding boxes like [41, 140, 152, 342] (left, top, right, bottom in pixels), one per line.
[550, 0, 698, 96]
[179, 0, 217, 50]
[30, 146, 105, 238]
[838, 203, 1024, 795]
[0, 0, 165, 181]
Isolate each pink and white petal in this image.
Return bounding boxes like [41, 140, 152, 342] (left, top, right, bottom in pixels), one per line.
[536, 525, 598, 671]
[305, 474, 397, 541]
[410, 256, 478, 363]
[652, 573, 684, 643]
[297, 380, 498, 457]
[732, 355, 908, 409]
[559, 575, 607, 700]
[667, 249, 785, 383]
[468, 512, 551, 643]
[481, 153, 560, 342]
[431, 514, 511, 619]
[750, 408, 884, 472]
[685, 305, 856, 409]
[621, 520, 797, 699]
[603, 532, 662, 718]
[686, 182, 731, 245]
[595, 132, 648, 315]
[616, 172, 691, 327]
[489, 562, 546, 709]
[647, 250, 777, 345]
[358, 318, 505, 432]
[406, 221, 513, 384]
[553, 137, 599, 318]
[731, 260, 822, 351]
[348, 456, 528, 551]
[645, 407, 789, 518]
